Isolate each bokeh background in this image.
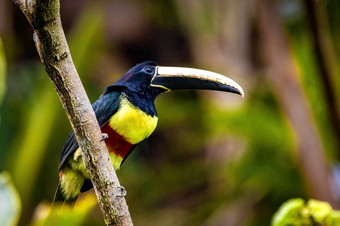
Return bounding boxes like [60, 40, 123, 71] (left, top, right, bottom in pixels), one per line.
[0, 0, 340, 225]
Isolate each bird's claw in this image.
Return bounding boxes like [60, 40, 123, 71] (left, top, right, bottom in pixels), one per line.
[117, 185, 127, 197]
[101, 133, 109, 141]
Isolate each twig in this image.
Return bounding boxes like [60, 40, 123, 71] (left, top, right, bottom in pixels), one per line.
[11, 0, 133, 224]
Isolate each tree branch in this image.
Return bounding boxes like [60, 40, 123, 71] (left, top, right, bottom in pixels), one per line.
[12, 0, 133, 224]
[256, 0, 338, 207]
[303, 0, 340, 158]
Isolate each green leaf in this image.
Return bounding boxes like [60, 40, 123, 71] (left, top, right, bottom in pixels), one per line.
[272, 198, 340, 226]
[271, 198, 309, 226]
[68, 4, 104, 79]
[0, 172, 21, 226]
[12, 87, 59, 202]
[306, 199, 332, 223]
[31, 193, 97, 226]
[325, 210, 340, 226]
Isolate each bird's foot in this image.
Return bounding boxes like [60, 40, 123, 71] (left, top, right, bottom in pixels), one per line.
[101, 133, 109, 141]
[117, 185, 127, 197]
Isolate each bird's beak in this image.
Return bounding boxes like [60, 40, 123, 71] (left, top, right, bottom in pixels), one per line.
[150, 66, 244, 97]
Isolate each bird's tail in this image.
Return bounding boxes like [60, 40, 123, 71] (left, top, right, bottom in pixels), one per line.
[52, 181, 77, 207]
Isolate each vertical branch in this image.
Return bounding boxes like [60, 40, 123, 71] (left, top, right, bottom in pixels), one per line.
[303, 0, 340, 157]
[11, 0, 133, 225]
[256, 0, 337, 207]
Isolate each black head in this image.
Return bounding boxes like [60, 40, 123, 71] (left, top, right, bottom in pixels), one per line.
[103, 61, 161, 96]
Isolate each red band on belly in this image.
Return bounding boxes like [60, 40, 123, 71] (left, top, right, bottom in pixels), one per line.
[101, 123, 134, 158]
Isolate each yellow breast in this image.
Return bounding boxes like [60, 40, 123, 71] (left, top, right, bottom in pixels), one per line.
[109, 95, 158, 144]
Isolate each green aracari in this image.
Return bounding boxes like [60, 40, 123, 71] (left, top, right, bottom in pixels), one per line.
[54, 61, 244, 204]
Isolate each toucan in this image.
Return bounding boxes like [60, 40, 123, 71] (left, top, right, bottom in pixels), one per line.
[54, 61, 244, 204]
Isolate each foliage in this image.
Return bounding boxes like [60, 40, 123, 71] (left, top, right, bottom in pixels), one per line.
[31, 193, 97, 226]
[0, 171, 96, 226]
[272, 199, 340, 226]
[0, 172, 21, 226]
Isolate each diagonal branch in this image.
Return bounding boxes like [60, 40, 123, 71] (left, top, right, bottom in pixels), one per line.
[12, 0, 133, 225]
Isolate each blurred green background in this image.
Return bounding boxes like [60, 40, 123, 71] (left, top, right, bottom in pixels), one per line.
[0, 0, 339, 225]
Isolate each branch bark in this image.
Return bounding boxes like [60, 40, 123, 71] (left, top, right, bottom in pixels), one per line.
[12, 0, 133, 225]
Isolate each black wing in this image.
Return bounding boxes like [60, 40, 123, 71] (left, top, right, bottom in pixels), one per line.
[58, 91, 122, 171]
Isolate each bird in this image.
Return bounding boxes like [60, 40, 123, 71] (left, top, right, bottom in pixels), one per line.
[53, 61, 244, 204]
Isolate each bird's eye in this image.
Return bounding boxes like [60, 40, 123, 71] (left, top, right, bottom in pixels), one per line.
[144, 67, 154, 74]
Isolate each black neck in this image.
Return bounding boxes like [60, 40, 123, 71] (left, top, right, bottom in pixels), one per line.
[122, 88, 162, 117]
